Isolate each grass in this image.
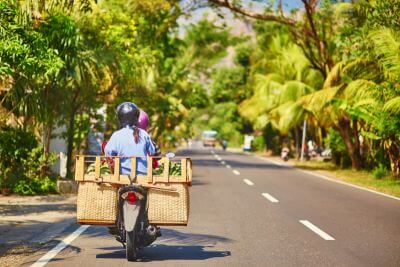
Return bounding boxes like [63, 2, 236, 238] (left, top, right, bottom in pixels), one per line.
[294, 160, 400, 198]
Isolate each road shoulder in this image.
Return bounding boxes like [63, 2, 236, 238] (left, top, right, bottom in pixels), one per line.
[0, 194, 77, 267]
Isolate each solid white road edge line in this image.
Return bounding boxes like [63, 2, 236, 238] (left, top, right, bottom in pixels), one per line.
[255, 156, 285, 166]
[253, 155, 400, 202]
[262, 193, 279, 203]
[243, 179, 254, 186]
[299, 220, 335, 241]
[233, 170, 240, 175]
[31, 225, 90, 267]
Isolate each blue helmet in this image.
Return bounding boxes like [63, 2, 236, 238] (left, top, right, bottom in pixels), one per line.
[116, 102, 140, 127]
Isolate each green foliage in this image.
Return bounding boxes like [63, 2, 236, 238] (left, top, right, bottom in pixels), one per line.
[0, 126, 37, 184]
[252, 136, 265, 152]
[211, 67, 247, 103]
[13, 177, 57, 196]
[324, 129, 346, 154]
[373, 164, 388, 180]
[154, 161, 181, 176]
[0, 126, 57, 194]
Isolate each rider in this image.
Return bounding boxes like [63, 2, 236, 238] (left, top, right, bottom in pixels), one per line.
[105, 102, 155, 175]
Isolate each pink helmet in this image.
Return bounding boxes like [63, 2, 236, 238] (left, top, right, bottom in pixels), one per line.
[137, 109, 149, 130]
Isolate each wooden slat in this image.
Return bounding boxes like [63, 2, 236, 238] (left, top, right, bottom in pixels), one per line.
[114, 157, 120, 182]
[187, 158, 193, 184]
[76, 155, 193, 185]
[81, 174, 189, 185]
[181, 158, 187, 182]
[163, 157, 170, 183]
[147, 156, 153, 183]
[75, 156, 85, 181]
[94, 157, 101, 178]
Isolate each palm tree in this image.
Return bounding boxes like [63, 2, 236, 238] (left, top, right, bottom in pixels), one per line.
[300, 28, 400, 174]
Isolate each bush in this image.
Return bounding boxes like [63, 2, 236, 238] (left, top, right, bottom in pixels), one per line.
[373, 164, 387, 179]
[0, 126, 58, 195]
[13, 177, 57, 196]
[0, 126, 37, 188]
[252, 136, 265, 152]
[324, 129, 350, 167]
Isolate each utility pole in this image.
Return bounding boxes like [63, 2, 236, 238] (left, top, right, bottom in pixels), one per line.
[300, 120, 307, 161]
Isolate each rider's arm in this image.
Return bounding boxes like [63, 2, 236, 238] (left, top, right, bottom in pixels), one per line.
[145, 135, 156, 156]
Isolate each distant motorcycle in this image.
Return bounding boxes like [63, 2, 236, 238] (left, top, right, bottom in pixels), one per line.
[221, 140, 228, 150]
[281, 147, 290, 161]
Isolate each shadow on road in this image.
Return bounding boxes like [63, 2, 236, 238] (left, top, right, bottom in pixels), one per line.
[96, 228, 232, 261]
[96, 245, 231, 261]
[0, 203, 75, 216]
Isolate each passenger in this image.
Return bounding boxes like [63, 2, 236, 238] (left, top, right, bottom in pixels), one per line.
[105, 102, 155, 175]
[137, 109, 161, 156]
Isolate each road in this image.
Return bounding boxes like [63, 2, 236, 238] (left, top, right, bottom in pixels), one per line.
[25, 147, 400, 266]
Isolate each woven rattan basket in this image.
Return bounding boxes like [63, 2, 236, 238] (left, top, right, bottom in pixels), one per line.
[77, 182, 118, 225]
[147, 183, 189, 225]
[75, 156, 192, 226]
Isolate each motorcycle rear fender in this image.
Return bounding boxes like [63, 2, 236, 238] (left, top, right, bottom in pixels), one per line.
[123, 201, 140, 232]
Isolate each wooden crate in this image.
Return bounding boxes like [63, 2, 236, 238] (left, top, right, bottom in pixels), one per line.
[75, 156, 192, 226]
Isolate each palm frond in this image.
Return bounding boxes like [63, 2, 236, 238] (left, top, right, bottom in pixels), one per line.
[343, 79, 378, 102]
[370, 28, 400, 81]
[383, 96, 400, 114]
[323, 62, 345, 88]
[300, 86, 342, 113]
[341, 59, 382, 82]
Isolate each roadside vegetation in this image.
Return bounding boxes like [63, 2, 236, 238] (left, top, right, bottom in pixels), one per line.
[1, 0, 399, 195]
[294, 160, 400, 198]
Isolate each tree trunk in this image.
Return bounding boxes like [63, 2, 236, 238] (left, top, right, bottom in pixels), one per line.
[386, 138, 400, 178]
[337, 118, 362, 170]
[41, 122, 53, 176]
[66, 108, 76, 179]
[294, 126, 300, 160]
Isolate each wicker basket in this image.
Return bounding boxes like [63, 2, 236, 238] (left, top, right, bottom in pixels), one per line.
[75, 156, 192, 226]
[77, 182, 118, 225]
[147, 183, 189, 225]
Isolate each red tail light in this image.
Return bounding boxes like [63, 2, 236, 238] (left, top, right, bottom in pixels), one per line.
[126, 192, 136, 204]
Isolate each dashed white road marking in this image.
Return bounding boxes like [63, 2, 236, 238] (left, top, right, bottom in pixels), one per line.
[211, 150, 215, 154]
[31, 225, 90, 267]
[243, 179, 254, 186]
[221, 160, 226, 165]
[216, 156, 222, 161]
[233, 170, 240, 175]
[226, 165, 231, 169]
[262, 193, 279, 203]
[299, 220, 335, 241]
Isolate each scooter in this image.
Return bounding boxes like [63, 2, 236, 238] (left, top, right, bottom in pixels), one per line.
[281, 147, 290, 161]
[112, 175, 161, 261]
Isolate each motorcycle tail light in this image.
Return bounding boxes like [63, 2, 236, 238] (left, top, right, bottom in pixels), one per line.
[126, 192, 136, 204]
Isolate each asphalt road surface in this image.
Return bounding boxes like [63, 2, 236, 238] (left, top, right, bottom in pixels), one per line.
[26, 147, 400, 266]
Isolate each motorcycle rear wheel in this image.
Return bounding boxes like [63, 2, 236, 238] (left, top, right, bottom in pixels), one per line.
[126, 230, 138, 261]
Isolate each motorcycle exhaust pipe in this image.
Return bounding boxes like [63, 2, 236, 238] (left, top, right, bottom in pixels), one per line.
[147, 225, 157, 236]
